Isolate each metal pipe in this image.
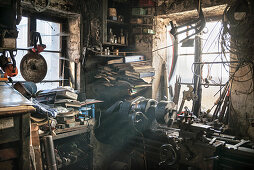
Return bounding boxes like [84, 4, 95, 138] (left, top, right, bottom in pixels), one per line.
[43, 135, 57, 170]
[193, 61, 239, 64]
[179, 52, 230, 56]
[17, 48, 61, 53]
[192, 34, 202, 116]
[179, 82, 226, 86]
[0, 48, 61, 53]
[11, 79, 67, 83]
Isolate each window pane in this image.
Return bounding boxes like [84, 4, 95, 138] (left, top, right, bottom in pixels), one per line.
[168, 20, 230, 112]
[178, 26, 195, 55]
[13, 17, 28, 81]
[201, 21, 229, 111]
[202, 21, 222, 53]
[202, 54, 229, 84]
[167, 25, 195, 109]
[17, 17, 28, 48]
[12, 17, 61, 91]
[36, 52, 60, 90]
[36, 19, 61, 91]
[36, 19, 61, 51]
[175, 25, 195, 83]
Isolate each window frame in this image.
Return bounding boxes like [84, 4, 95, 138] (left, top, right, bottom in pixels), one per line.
[168, 19, 230, 111]
[15, 11, 68, 85]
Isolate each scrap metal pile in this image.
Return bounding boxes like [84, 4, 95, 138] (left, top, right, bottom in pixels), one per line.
[94, 96, 254, 170]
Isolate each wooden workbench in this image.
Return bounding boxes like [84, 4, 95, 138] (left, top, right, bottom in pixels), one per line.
[0, 82, 35, 170]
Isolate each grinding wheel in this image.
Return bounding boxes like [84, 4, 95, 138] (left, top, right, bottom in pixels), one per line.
[20, 52, 47, 83]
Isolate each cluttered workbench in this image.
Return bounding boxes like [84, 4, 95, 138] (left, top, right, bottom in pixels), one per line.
[39, 121, 94, 170]
[0, 80, 101, 170]
[0, 81, 35, 170]
[29, 87, 102, 170]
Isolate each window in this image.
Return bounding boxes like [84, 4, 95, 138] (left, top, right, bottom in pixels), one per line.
[36, 19, 61, 90]
[14, 17, 62, 91]
[167, 20, 229, 111]
[200, 21, 229, 110]
[15, 16, 28, 81]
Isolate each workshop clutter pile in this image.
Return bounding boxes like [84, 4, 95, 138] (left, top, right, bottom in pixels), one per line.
[14, 82, 101, 133]
[85, 60, 154, 108]
[13, 83, 97, 169]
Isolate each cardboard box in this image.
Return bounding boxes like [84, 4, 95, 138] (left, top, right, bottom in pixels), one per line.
[130, 18, 143, 24]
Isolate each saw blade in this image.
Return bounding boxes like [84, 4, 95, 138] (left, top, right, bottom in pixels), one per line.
[20, 52, 47, 83]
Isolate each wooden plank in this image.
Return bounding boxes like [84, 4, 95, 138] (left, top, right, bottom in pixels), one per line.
[0, 160, 16, 169]
[0, 148, 17, 161]
[0, 106, 35, 116]
[20, 113, 30, 170]
[31, 124, 43, 170]
[53, 126, 92, 140]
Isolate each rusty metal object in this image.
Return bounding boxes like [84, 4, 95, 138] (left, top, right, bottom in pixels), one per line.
[42, 135, 57, 170]
[20, 52, 47, 83]
[178, 85, 197, 114]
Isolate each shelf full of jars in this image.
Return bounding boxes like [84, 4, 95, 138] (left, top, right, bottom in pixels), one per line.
[100, 0, 130, 57]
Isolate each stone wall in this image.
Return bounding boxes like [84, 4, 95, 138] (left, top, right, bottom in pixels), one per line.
[230, 64, 254, 140]
[67, 16, 81, 89]
[152, 1, 254, 140]
[157, 0, 227, 15]
[22, 0, 80, 15]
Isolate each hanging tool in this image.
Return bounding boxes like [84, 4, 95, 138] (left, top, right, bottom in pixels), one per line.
[212, 82, 229, 121]
[0, 50, 18, 81]
[20, 32, 47, 83]
[177, 85, 197, 115]
[218, 87, 230, 123]
[169, 0, 206, 43]
[173, 76, 181, 106]
[31, 32, 46, 53]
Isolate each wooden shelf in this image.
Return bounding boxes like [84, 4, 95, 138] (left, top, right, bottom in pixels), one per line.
[107, 19, 128, 26]
[133, 33, 155, 35]
[102, 0, 130, 47]
[103, 42, 127, 47]
[96, 53, 124, 58]
[53, 125, 92, 140]
[131, 23, 153, 27]
[131, 6, 155, 8]
[132, 14, 153, 18]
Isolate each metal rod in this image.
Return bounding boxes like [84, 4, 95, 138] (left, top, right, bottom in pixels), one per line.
[0, 48, 61, 53]
[43, 135, 57, 170]
[179, 52, 230, 56]
[11, 79, 67, 83]
[17, 48, 61, 53]
[179, 82, 225, 86]
[192, 34, 202, 116]
[193, 61, 239, 64]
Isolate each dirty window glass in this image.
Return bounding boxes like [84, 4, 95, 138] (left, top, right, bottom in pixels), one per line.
[168, 21, 229, 112]
[201, 21, 229, 110]
[13, 16, 28, 81]
[36, 19, 61, 90]
[12, 17, 61, 91]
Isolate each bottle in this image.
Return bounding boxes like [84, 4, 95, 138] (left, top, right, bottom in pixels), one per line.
[125, 32, 128, 46]
[108, 28, 114, 44]
[106, 47, 110, 55]
[120, 29, 125, 45]
[118, 36, 121, 44]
